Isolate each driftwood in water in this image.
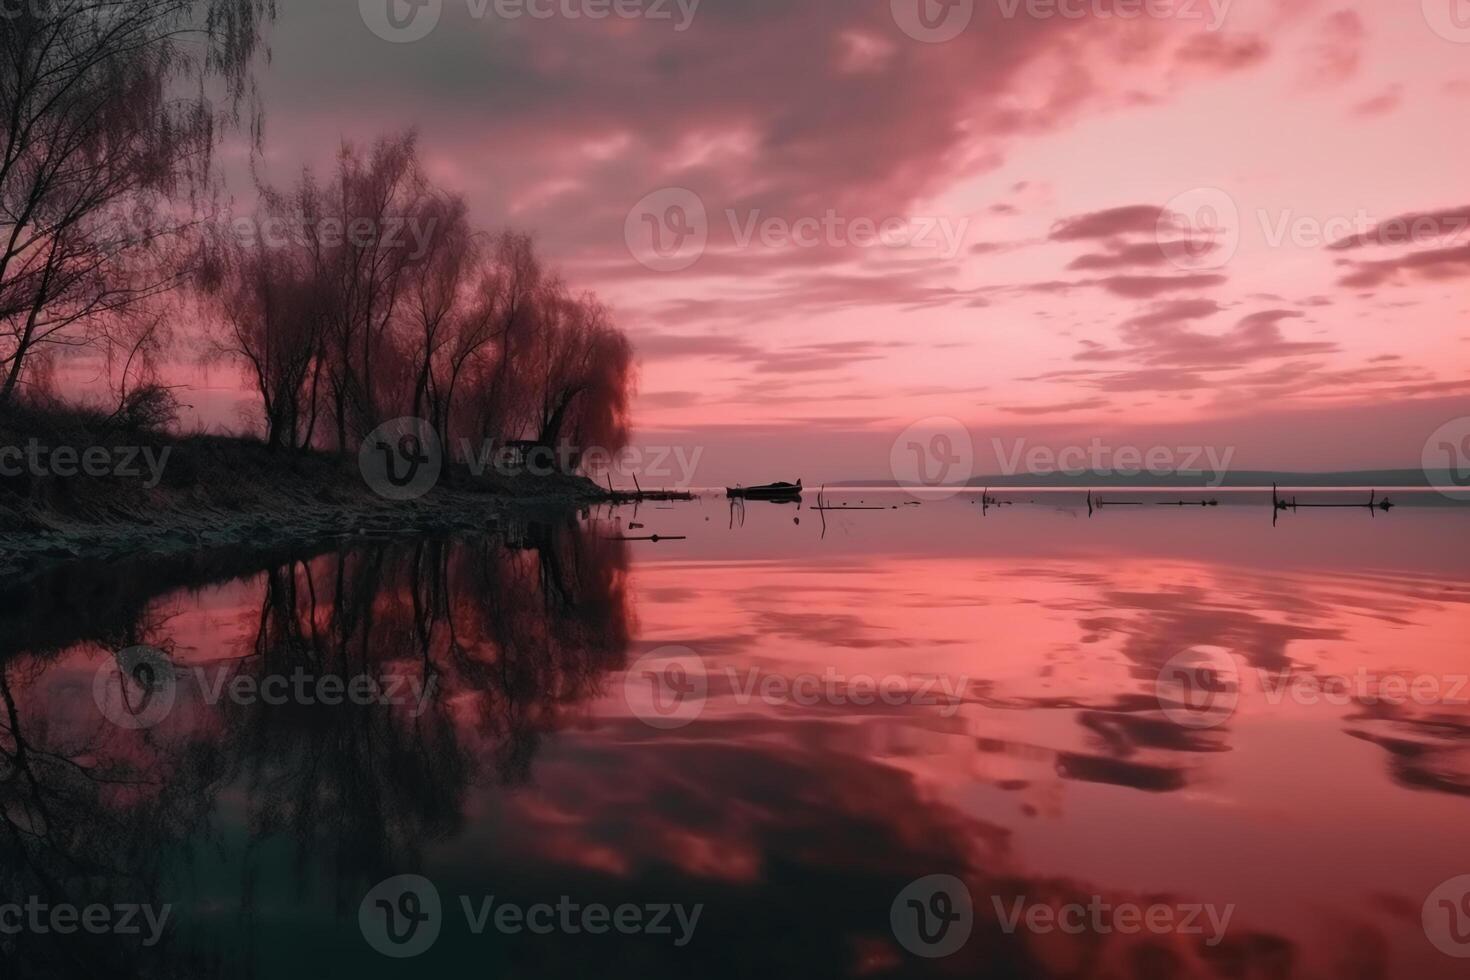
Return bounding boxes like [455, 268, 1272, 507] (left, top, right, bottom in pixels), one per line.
[1273, 483, 1392, 523]
[598, 472, 693, 502]
[979, 489, 1014, 515]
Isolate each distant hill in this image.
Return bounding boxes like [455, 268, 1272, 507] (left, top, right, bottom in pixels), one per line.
[832, 470, 1463, 489]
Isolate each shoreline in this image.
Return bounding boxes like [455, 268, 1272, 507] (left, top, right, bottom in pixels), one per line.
[0, 480, 606, 582]
[0, 418, 612, 580]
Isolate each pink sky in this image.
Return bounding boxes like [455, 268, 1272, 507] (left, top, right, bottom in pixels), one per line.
[139, 0, 1470, 482]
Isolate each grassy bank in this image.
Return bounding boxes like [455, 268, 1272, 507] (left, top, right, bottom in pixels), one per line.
[0, 404, 605, 578]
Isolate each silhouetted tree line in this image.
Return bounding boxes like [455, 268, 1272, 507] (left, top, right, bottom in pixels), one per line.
[0, 1, 634, 466]
[0, 0, 272, 415]
[201, 133, 635, 462]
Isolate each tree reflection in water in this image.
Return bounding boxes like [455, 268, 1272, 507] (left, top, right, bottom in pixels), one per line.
[0, 517, 631, 978]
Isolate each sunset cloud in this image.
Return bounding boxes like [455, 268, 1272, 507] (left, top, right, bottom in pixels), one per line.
[142, 1, 1470, 473]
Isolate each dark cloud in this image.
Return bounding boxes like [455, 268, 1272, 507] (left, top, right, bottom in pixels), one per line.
[1096, 273, 1228, 298]
[632, 332, 903, 374]
[1326, 206, 1470, 250]
[1066, 240, 1214, 270]
[1049, 205, 1166, 242]
[1350, 85, 1403, 117]
[1076, 304, 1337, 373]
[1300, 9, 1365, 88]
[1336, 243, 1470, 289]
[999, 397, 1110, 416]
[1173, 33, 1270, 73]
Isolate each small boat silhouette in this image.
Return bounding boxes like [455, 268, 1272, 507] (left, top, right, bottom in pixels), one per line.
[727, 480, 803, 501]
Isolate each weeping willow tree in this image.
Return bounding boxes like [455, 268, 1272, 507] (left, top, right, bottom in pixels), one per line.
[0, 0, 275, 406]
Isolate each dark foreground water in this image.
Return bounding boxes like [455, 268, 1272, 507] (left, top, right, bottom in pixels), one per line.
[2, 489, 1469, 978]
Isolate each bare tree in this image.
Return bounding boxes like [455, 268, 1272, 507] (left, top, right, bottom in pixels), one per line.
[320, 134, 427, 448]
[206, 216, 323, 450]
[404, 193, 473, 427]
[0, 0, 273, 407]
[533, 292, 634, 459]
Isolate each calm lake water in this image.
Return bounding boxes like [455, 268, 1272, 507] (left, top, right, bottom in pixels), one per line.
[3, 489, 1469, 978]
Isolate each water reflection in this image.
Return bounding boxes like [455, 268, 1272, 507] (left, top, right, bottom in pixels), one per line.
[0, 498, 1467, 977]
[0, 518, 631, 978]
